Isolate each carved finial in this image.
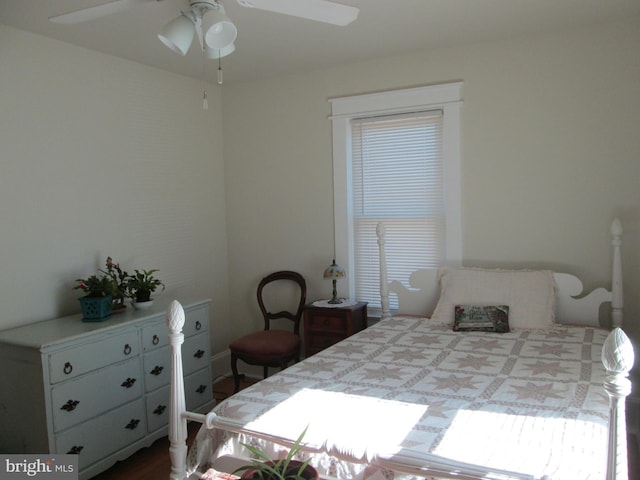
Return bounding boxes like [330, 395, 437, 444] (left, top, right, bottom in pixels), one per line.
[611, 218, 623, 237]
[602, 328, 634, 374]
[167, 300, 185, 333]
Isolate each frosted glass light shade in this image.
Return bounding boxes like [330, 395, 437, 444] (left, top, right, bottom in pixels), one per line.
[202, 6, 237, 50]
[158, 14, 195, 55]
[204, 42, 236, 59]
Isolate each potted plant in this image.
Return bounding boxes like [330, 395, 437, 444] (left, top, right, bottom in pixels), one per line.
[232, 428, 317, 480]
[74, 273, 116, 321]
[100, 256, 129, 313]
[125, 268, 165, 309]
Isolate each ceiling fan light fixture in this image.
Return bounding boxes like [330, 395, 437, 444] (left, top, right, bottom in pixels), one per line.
[158, 13, 195, 56]
[204, 42, 236, 60]
[201, 5, 237, 50]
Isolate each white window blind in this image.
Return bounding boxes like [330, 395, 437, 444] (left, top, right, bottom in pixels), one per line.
[351, 110, 445, 308]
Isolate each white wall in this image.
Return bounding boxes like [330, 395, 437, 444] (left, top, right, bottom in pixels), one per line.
[0, 26, 231, 353]
[222, 18, 640, 382]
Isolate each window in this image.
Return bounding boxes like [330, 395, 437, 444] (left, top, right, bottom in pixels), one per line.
[330, 83, 462, 312]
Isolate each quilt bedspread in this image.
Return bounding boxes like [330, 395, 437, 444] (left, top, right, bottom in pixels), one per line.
[190, 316, 611, 480]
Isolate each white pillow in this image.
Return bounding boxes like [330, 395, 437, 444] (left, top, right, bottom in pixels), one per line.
[430, 267, 557, 329]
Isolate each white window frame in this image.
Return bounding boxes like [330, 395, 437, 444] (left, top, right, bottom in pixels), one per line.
[329, 82, 463, 306]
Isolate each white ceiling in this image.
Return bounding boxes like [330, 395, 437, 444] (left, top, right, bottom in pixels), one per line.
[1, 0, 639, 85]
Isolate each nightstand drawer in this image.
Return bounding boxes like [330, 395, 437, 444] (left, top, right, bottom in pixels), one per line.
[303, 302, 367, 356]
[306, 314, 347, 333]
[49, 330, 139, 383]
[307, 333, 345, 352]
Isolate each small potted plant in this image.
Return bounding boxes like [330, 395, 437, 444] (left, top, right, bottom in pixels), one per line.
[232, 428, 317, 480]
[125, 268, 165, 309]
[74, 274, 116, 321]
[100, 256, 129, 313]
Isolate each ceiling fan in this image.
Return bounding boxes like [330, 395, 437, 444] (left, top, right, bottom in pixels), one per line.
[48, 0, 360, 27]
[49, 0, 358, 87]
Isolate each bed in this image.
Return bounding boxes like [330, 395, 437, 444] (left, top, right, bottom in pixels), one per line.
[167, 218, 634, 480]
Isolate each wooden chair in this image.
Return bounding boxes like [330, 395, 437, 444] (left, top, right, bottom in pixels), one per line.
[229, 271, 307, 393]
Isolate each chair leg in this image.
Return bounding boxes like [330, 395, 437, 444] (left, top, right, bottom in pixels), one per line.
[230, 353, 241, 393]
[263, 366, 268, 379]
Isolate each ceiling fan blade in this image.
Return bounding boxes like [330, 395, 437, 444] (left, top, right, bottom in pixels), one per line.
[236, 0, 359, 26]
[49, 0, 158, 24]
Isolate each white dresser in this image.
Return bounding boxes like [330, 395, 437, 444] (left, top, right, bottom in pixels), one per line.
[0, 298, 214, 479]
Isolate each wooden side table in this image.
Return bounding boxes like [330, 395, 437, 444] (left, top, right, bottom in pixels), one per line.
[303, 301, 368, 356]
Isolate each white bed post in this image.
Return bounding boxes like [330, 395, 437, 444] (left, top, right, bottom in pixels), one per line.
[168, 300, 188, 480]
[377, 222, 391, 320]
[610, 218, 623, 329]
[602, 328, 634, 480]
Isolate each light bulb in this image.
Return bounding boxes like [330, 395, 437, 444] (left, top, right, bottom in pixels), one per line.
[217, 67, 223, 85]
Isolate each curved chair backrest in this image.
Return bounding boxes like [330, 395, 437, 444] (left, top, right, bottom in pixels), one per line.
[257, 271, 307, 335]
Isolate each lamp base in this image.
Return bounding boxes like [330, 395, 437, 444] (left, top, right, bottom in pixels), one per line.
[328, 279, 342, 304]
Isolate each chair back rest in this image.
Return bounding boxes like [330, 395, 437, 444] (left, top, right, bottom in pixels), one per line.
[257, 271, 307, 335]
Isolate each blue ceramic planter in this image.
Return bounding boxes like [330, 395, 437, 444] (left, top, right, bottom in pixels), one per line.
[79, 296, 112, 321]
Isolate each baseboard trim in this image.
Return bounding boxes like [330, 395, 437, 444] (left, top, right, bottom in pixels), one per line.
[210, 351, 263, 382]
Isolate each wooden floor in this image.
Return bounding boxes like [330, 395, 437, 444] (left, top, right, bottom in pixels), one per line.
[91, 375, 638, 479]
[90, 376, 257, 480]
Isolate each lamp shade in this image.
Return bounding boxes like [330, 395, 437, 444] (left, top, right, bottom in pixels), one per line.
[158, 14, 195, 55]
[202, 5, 237, 50]
[323, 260, 346, 280]
[204, 42, 236, 60]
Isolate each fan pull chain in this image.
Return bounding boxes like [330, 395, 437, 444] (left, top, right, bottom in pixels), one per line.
[217, 53, 224, 85]
[201, 45, 209, 110]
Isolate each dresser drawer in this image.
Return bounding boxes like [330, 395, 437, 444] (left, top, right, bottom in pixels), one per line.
[183, 305, 209, 338]
[306, 314, 347, 333]
[182, 334, 210, 376]
[56, 398, 146, 470]
[51, 357, 142, 432]
[143, 345, 170, 392]
[141, 320, 167, 352]
[146, 385, 169, 433]
[49, 330, 139, 384]
[185, 368, 212, 411]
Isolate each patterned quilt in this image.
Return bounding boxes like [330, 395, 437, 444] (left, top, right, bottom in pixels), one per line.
[190, 316, 611, 480]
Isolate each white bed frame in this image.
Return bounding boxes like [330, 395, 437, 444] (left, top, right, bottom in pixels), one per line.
[168, 218, 633, 480]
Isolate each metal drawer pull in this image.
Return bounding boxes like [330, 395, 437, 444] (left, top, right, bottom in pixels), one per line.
[60, 399, 80, 411]
[67, 446, 83, 454]
[123, 344, 132, 355]
[125, 419, 140, 430]
[153, 405, 167, 415]
[195, 320, 202, 331]
[193, 349, 205, 359]
[152, 334, 159, 345]
[63, 362, 73, 375]
[121, 377, 137, 388]
[196, 384, 207, 394]
[150, 365, 164, 376]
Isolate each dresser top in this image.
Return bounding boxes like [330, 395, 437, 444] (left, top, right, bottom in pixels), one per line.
[0, 297, 210, 350]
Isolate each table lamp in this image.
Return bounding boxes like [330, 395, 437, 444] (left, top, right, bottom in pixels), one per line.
[323, 259, 346, 304]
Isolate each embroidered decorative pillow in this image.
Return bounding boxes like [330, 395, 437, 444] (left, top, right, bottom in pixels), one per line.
[430, 268, 556, 329]
[453, 305, 510, 332]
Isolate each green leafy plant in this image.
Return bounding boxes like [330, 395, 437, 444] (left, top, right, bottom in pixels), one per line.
[74, 274, 116, 298]
[232, 428, 315, 480]
[125, 268, 165, 303]
[100, 257, 129, 307]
